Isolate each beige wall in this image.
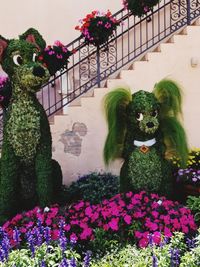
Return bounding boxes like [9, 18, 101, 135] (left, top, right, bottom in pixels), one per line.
[0, 0, 121, 45]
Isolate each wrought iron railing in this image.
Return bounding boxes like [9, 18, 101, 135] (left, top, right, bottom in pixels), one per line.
[0, 0, 199, 144]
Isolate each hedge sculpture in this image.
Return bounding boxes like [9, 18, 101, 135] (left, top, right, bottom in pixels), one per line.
[0, 28, 62, 223]
[104, 80, 188, 196]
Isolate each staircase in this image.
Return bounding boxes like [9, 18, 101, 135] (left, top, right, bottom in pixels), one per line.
[51, 19, 200, 185]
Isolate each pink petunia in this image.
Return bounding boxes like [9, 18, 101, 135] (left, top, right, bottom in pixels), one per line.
[124, 214, 132, 225]
[108, 217, 119, 231]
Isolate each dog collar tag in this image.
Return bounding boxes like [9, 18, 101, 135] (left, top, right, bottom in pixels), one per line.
[134, 138, 156, 147]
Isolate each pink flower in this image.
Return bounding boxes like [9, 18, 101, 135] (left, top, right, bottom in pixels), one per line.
[70, 233, 78, 242]
[108, 217, 119, 231]
[164, 227, 172, 237]
[80, 227, 92, 240]
[152, 232, 161, 244]
[54, 40, 64, 47]
[45, 218, 52, 226]
[139, 237, 148, 248]
[51, 229, 59, 240]
[124, 214, 132, 225]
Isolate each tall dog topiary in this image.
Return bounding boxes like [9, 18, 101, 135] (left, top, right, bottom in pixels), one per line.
[104, 79, 188, 196]
[0, 28, 62, 223]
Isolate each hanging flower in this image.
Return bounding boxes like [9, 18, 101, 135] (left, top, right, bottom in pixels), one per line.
[0, 75, 12, 109]
[75, 10, 120, 46]
[37, 41, 75, 76]
[123, 0, 161, 17]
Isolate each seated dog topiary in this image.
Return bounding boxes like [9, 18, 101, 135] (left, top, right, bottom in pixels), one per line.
[0, 28, 62, 223]
[103, 80, 188, 196]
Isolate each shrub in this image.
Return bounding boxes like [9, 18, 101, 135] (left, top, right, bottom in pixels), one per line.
[61, 172, 119, 205]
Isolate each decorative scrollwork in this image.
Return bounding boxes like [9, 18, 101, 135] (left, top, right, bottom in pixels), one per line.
[190, 0, 200, 20]
[78, 39, 117, 86]
[171, 0, 187, 21]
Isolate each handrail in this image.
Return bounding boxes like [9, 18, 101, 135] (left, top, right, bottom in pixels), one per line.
[0, 0, 199, 145]
[37, 0, 200, 117]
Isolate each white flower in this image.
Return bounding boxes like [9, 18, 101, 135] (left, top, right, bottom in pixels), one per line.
[44, 206, 50, 212]
[157, 200, 162, 205]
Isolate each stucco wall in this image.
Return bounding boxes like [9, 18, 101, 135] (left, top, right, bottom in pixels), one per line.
[0, 0, 121, 45]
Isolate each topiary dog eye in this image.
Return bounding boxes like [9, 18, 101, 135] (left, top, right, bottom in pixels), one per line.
[32, 53, 37, 62]
[136, 112, 143, 121]
[151, 110, 158, 117]
[13, 55, 23, 66]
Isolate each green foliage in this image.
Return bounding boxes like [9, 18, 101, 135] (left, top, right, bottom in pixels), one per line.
[103, 87, 132, 164]
[0, 243, 81, 267]
[61, 172, 119, 204]
[103, 79, 188, 196]
[120, 147, 163, 193]
[0, 28, 62, 222]
[153, 79, 188, 167]
[19, 28, 46, 50]
[91, 232, 187, 267]
[187, 196, 200, 225]
[153, 79, 183, 117]
[179, 229, 200, 267]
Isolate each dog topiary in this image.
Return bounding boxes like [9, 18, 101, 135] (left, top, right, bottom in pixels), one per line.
[103, 80, 188, 196]
[0, 28, 62, 223]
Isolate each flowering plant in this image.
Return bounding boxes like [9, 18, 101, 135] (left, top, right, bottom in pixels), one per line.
[174, 148, 200, 186]
[123, 0, 161, 17]
[37, 40, 74, 76]
[2, 191, 197, 250]
[75, 10, 120, 46]
[0, 75, 12, 109]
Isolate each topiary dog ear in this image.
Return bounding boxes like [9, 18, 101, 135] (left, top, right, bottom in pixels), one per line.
[103, 87, 132, 165]
[153, 79, 182, 117]
[19, 28, 46, 51]
[0, 35, 9, 62]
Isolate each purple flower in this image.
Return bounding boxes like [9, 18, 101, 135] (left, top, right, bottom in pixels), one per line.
[40, 260, 46, 267]
[26, 230, 35, 257]
[59, 258, 69, 267]
[13, 228, 20, 247]
[70, 258, 77, 267]
[152, 254, 158, 267]
[83, 251, 92, 267]
[170, 248, 180, 266]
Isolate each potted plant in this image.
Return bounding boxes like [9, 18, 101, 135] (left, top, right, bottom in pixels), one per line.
[174, 148, 200, 197]
[75, 10, 120, 46]
[37, 40, 74, 76]
[122, 0, 161, 17]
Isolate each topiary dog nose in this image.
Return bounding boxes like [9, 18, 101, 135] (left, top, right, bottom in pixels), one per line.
[33, 66, 45, 78]
[146, 122, 154, 128]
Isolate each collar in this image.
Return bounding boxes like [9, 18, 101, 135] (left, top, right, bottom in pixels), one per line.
[133, 138, 156, 147]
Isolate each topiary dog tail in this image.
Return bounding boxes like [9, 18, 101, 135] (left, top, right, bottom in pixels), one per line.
[153, 79, 188, 167]
[103, 87, 132, 165]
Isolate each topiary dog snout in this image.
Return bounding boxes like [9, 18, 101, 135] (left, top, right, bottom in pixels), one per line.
[139, 115, 159, 134]
[33, 65, 46, 78]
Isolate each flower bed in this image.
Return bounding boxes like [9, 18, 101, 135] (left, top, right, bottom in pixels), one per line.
[2, 191, 197, 250]
[75, 10, 119, 46]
